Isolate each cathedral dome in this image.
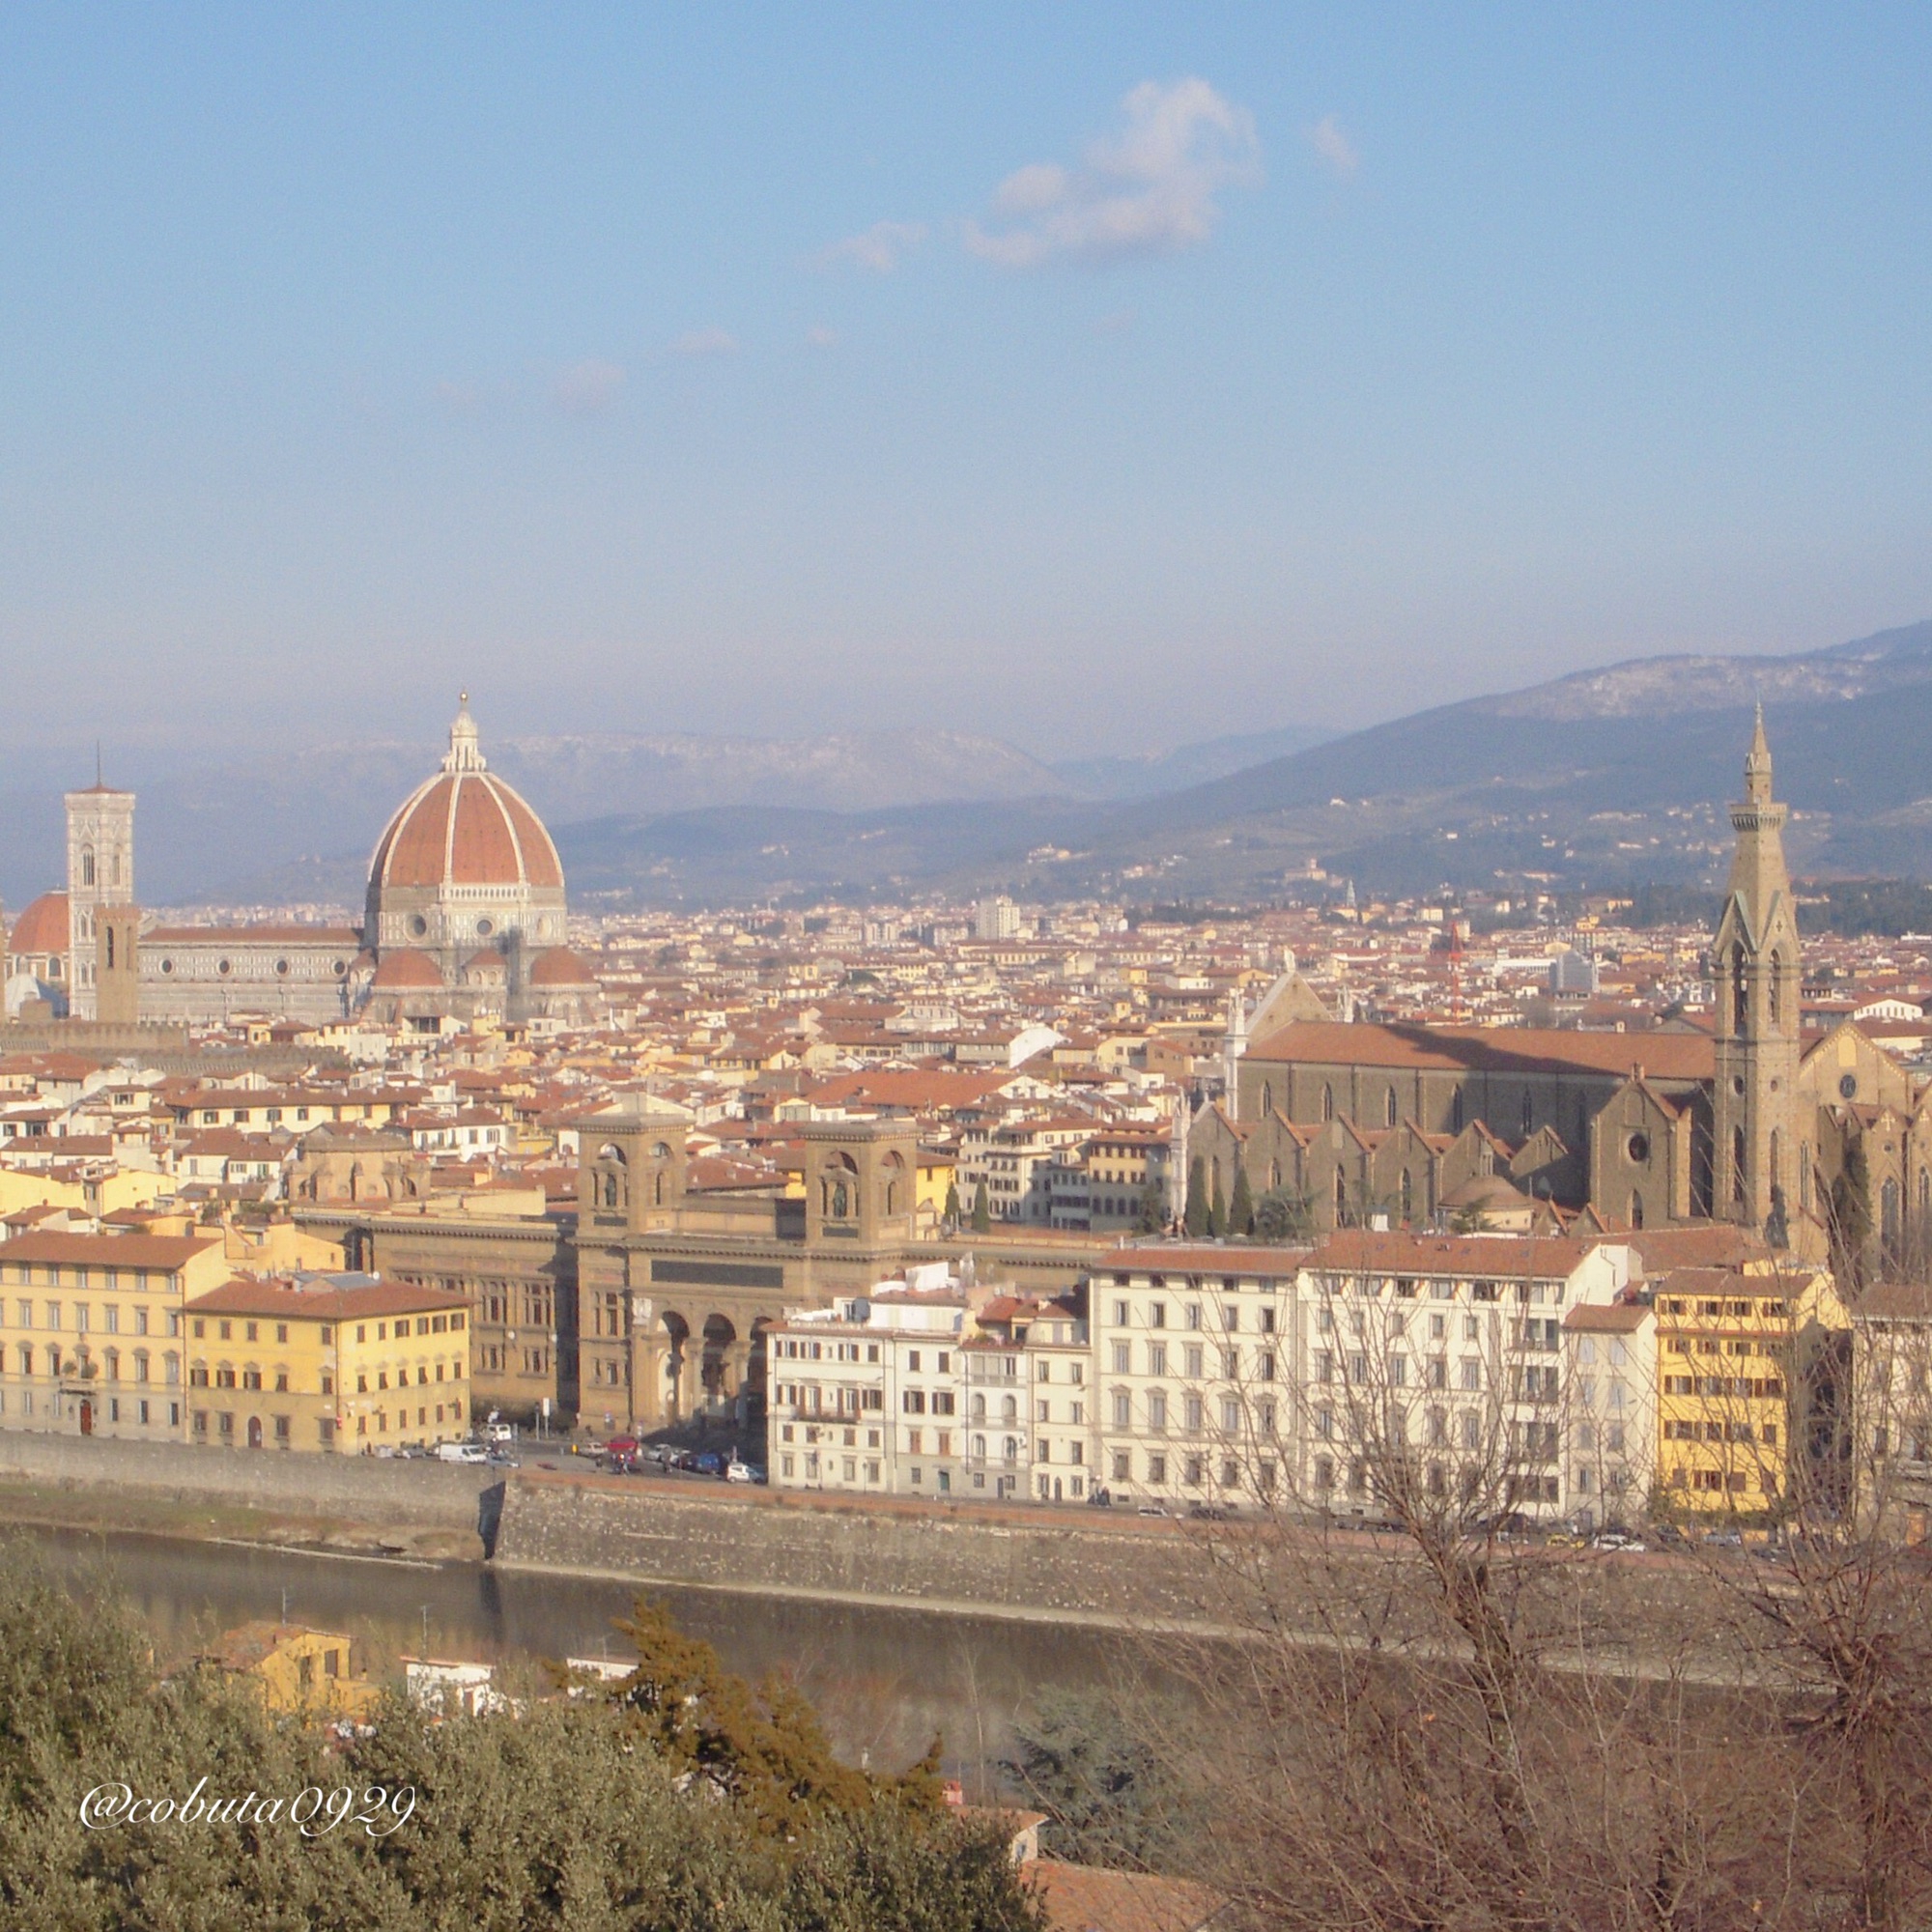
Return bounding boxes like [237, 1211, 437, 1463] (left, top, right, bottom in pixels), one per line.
[9, 892, 70, 957]
[369, 700, 562, 895]
[362, 697, 571, 964]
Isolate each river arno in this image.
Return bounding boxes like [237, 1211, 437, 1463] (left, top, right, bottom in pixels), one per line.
[14, 1524, 1153, 1786]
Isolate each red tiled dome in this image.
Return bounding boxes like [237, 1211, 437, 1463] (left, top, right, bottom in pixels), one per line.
[528, 946, 597, 987]
[369, 949, 445, 989]
[367, 701, 562, 895]
[8, 892, 70, 957]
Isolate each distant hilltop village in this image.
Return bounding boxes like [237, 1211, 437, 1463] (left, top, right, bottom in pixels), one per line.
[2, 698, 599, 1032]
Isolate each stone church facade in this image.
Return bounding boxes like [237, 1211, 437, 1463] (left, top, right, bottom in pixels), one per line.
[1191, 715, 1932, 1274]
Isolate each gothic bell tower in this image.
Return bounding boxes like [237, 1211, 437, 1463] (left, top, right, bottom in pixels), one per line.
[1711, 708, 1802, 1237]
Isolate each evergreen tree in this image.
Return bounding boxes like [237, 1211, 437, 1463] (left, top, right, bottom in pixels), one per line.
[1208, 1173, 1227, 1239]
[1184, 1157, 1209, 1236]
[943, 1180, 961, 1226]
[1830, 1139, 1874, 1289]
[1135, 1180, 1167, 1234]
[972, 1179, 992, 1234]
[1254, 1186, 1310, 1243]
[1229, 1164, 1254, 1239]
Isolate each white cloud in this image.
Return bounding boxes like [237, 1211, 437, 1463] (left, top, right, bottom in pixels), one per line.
[817, 219, 928, 272]
[806, 325, 839, 349]
[965, 78, 1260, 270]
[1306, 114, 1359, 180]
[668, 327, 738, 357]
[551, 359, 625, 413]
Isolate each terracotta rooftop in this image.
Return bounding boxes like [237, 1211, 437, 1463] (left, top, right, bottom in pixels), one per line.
[185, 1273, 470, 1321]
[0, 1231, 220, 1267]
[1245, 1019, 1716, 1084]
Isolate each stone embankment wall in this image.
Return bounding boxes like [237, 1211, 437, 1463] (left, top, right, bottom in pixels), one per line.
[0, 1433, 497, 1541]
[493, 1471, 1218, 1626]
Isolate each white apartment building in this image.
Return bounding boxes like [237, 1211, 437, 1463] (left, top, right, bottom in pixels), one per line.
[1094, 1246, 1299, 1507]
[1563, 1298, 1657, 1531]
[1023, 1293, 1093, 1503]
[1092, 1233, 1639, 1520]
[767, 1268, 967, 1496]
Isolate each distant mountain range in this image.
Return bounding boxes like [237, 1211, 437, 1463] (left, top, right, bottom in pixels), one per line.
[6, 621, 1932, 911]
[554, 618, 1932, 906]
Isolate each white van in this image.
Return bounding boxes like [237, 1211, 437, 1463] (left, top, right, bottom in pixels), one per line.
[436, 1441, 490, 1464]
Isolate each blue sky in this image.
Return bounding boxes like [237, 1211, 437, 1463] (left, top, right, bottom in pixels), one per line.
[3, 5, 1930, 768]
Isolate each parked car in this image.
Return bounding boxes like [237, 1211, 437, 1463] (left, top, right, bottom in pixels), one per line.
[604, 1435, 639, 1459]
[694, 1451, 725, 1477]
[435, 1441, 491, 1463]
[725, 1461, 766, 1485]
[1186, 1501, 1230, 1521]
[1591, 1531, 1646, 1553]
[480, 1421, 515, 1444]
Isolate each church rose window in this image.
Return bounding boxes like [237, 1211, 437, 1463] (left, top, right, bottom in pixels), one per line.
[1839, 1073, 1858, 1100]
[1626, 1133, 1650, 1164]
[409, 915, 429, 937]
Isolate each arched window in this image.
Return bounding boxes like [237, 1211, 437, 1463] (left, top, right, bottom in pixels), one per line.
[1630, 1191, 1645, 1231]
[104, 927, 115, 970]
[1883, 1177, 1902, 1252]
[1768, 953, 1782, 1028]
[971, 1393, 986, 1422]
[1269, 1160, 1282, 1191]
[81, 849, 96, 888]
[1321, 1084, 1334, 1123]
[1261, 1083, 1273, 1118]
[1732, 1126, 1747, 1206]
[1451, 1089, 1464, 1133]
[1521, 1092, 1534, 1138]
[1732, 944, 1748, 1033]
[654, 1172, 665, 1207]
[1400, 1169, 1413, 1223]
[1769, 1128, 1781, 1192]
[1001, 1393, 1017, 1425]
[1801, 1143, 1812, 1214]
[1334, 1168, 1347, 1223]
[1385, 1088, 1398, 1129]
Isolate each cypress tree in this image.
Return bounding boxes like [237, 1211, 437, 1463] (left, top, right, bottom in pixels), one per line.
[1229, 1164, 1254, 1239]
[1184, 1157, 1209, 1236]
[943, 1181, 960, 1226]
[972, 1179, 992, 1234]
[1208, 1174, 1226, 1239]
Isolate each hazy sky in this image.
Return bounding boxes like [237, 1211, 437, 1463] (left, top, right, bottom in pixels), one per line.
[3, 5, 1930, 768]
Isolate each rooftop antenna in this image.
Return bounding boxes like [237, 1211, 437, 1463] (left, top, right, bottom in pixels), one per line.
[95, 741, 101, 786]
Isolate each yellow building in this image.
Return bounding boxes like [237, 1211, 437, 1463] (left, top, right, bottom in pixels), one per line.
[184, 1271, 471, 1453]
[206, 1622, 379, 1719]
[0, 1162, 171, 1221]
[1654, 1262, 1850, 1514]
[0, 1230, 229, 1438]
